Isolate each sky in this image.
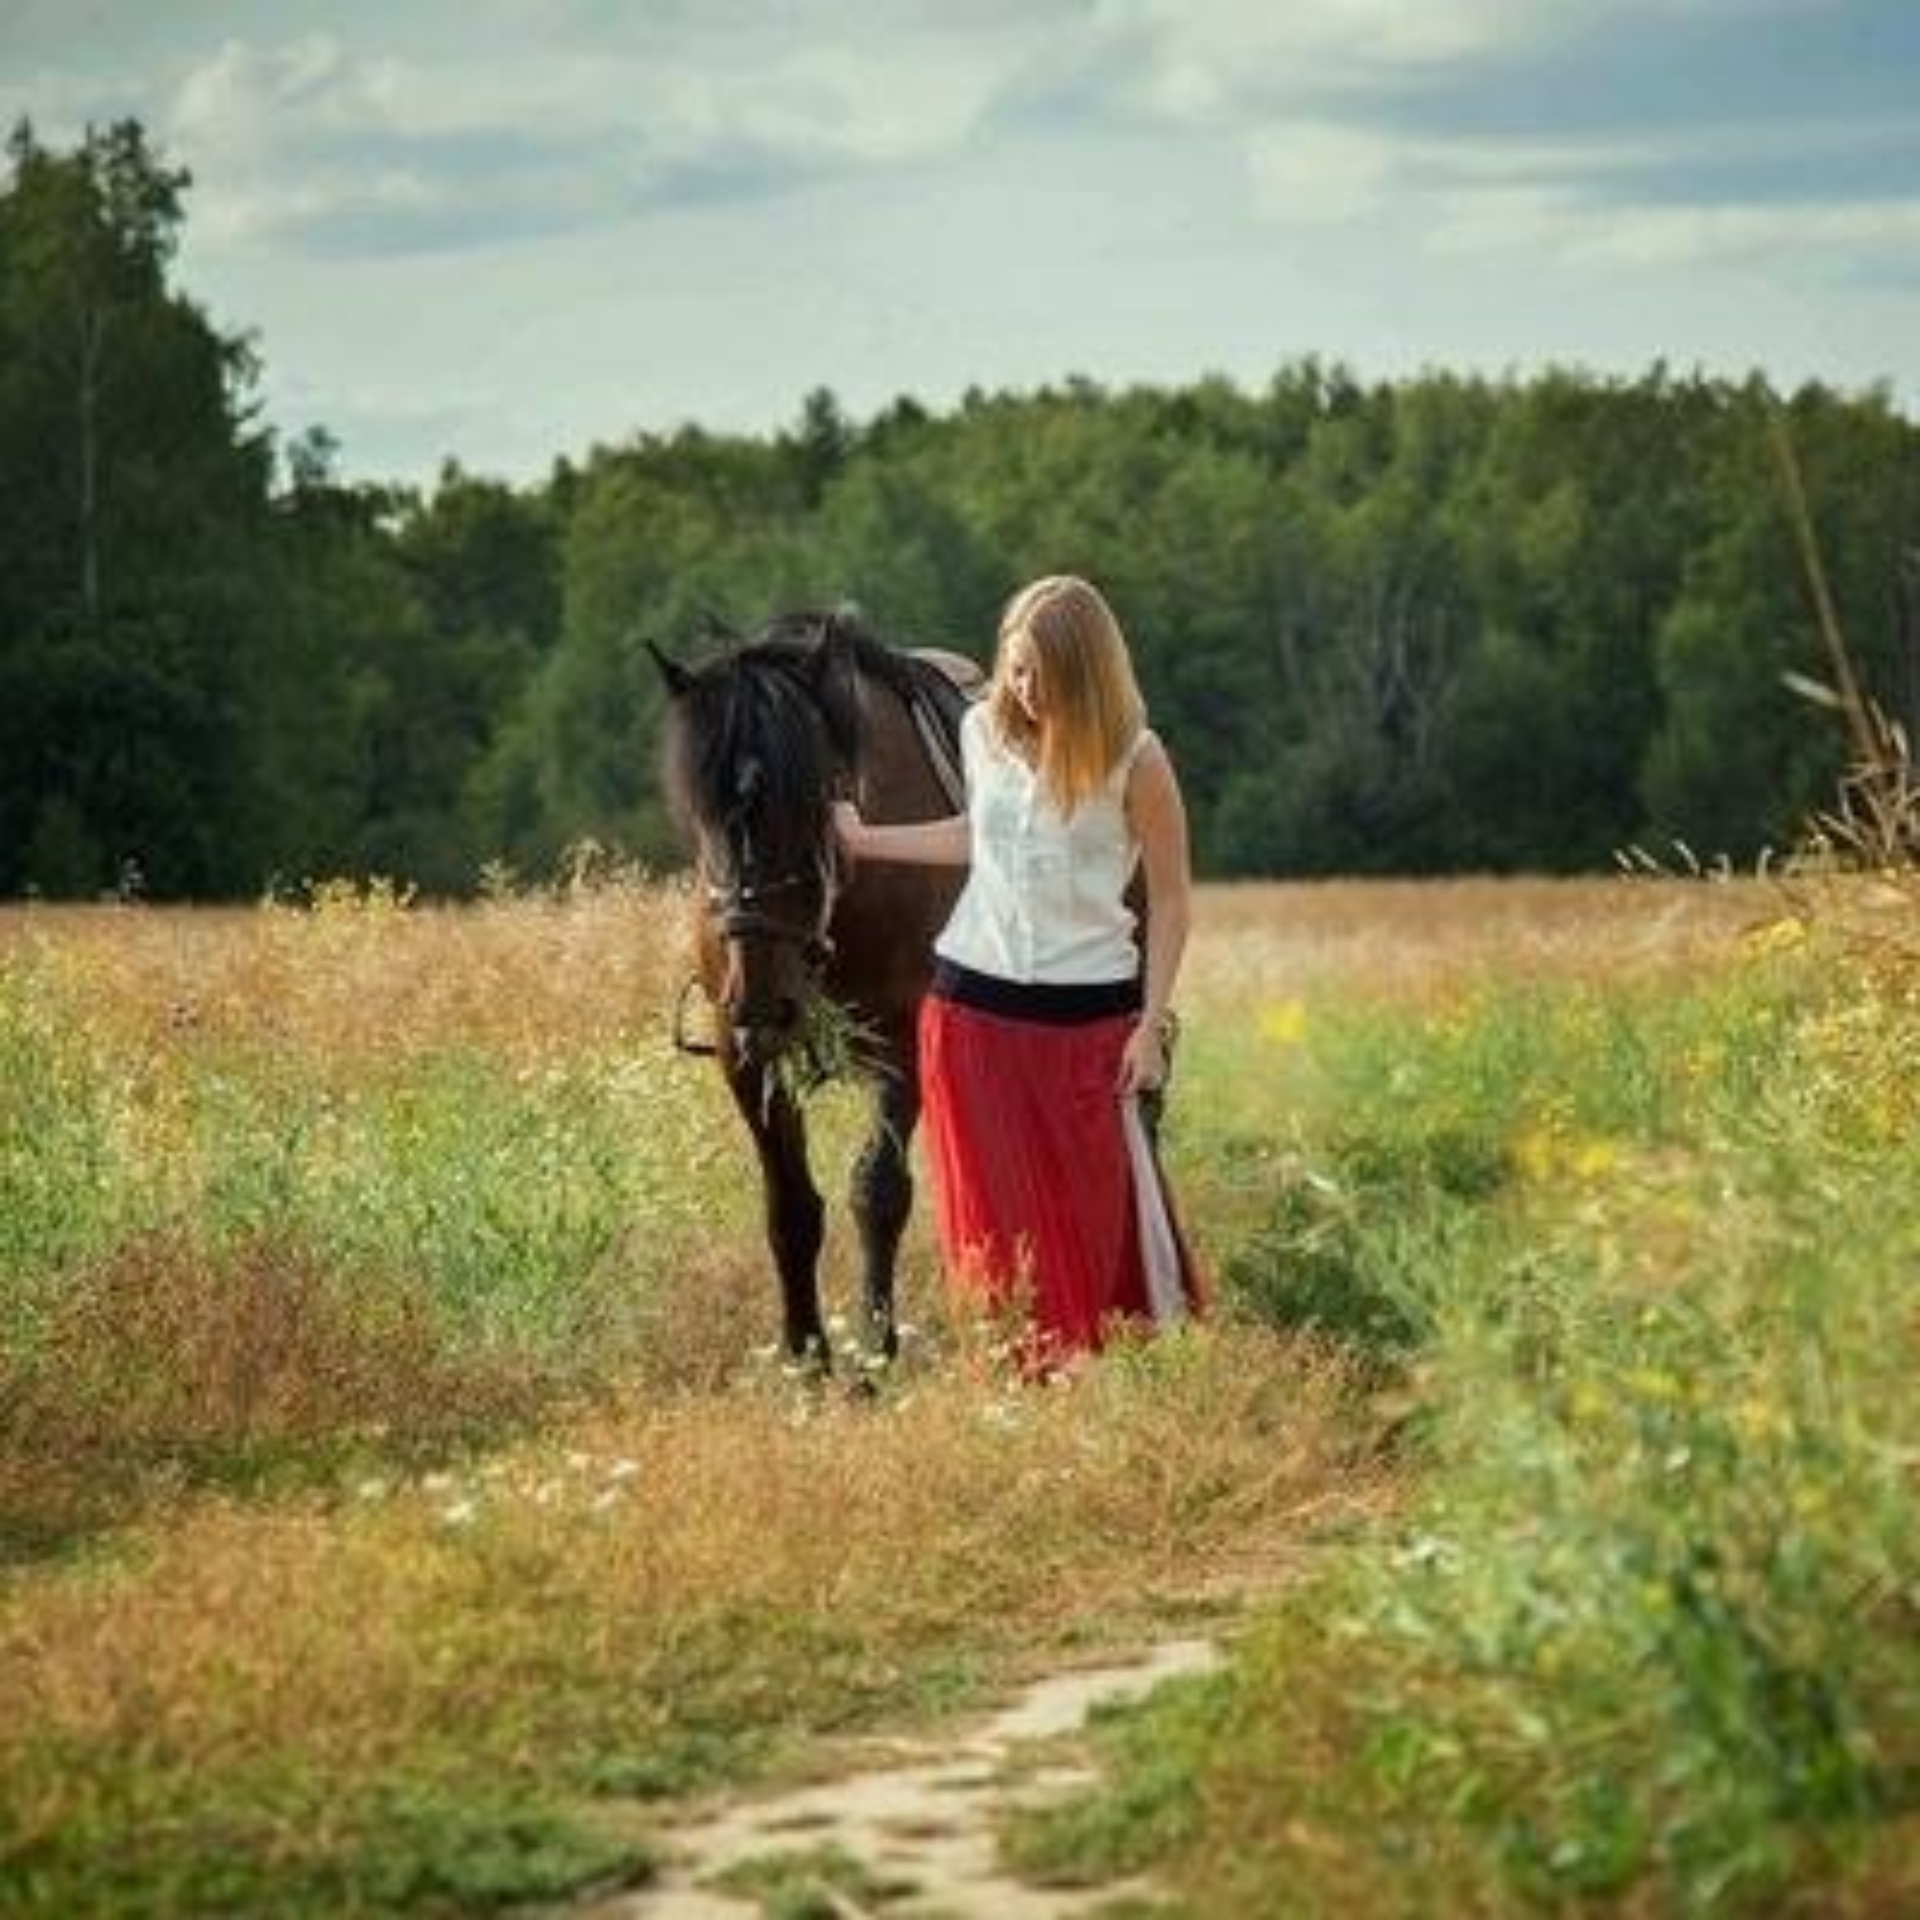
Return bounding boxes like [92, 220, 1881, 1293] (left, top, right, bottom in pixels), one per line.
[3, 0, 1916, 486]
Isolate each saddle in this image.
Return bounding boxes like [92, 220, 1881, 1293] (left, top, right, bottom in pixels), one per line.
[900, 648, 985, 813]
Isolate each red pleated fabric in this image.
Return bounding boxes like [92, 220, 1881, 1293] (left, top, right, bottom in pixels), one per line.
[918, 995, 1201, 1363]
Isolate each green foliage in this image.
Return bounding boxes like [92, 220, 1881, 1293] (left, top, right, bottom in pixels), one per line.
[579, 1725, 774, 1801]
[0, 963, 136, 1280]
[999, 1671, 1231, 1886]
[0, 975, 735, 1351]
[0, 121, 273, 896]
[0, 1770, 652, 1918]
[706, 1841, 912, 1917]
[1225, 1168, 1465, 1366]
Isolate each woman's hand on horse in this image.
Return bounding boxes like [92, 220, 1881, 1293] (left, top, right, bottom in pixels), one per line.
[832, 800, 867, 861]
[1116, 1023, 1167, 1097]
[835, 809, 971, 868]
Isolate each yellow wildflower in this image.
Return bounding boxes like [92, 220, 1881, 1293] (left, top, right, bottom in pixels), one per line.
[1258, 1000, 1308, 1047]
[1734, 1398, 1787, 1444]
[1742, 916, 1807, 957]
[1511, 1123, 1559, 1183]
[1569, 1381, 1608, 1425]
[1572, 1138, 1618, 1180]
[1627, 1367, 1683, 1403]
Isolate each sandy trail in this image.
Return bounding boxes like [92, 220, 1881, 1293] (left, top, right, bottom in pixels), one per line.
[586, 1636, 1220, 1918]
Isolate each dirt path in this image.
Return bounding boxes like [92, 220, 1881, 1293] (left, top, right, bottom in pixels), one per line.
[584, 1636, 1220, 1918]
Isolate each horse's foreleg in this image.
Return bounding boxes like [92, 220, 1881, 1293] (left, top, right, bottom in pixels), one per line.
[850, 1063, 919, 1361]
[730, 1067, 828, 1368]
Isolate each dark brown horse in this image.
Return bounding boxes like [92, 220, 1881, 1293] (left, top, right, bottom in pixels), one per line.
[651, 609, 978, 1368]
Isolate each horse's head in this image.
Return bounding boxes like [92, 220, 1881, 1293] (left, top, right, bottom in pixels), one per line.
[653, 617, 858, 1070]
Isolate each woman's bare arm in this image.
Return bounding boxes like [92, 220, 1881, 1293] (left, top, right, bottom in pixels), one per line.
[833, 801, 971, 867]
[1119, 735, 1192, 1094]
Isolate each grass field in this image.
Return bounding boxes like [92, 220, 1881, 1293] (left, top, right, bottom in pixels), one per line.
[1, 873, 1914, 1915]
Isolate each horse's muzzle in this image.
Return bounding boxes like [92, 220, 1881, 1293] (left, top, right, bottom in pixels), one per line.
[731, 996, 803, 1068]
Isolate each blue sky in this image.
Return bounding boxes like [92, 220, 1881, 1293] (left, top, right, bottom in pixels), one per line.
[4, 0, 1915, 483]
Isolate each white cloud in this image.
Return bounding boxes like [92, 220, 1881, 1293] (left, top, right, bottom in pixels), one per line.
[1243, 123, 1399, 223]
[1122, 0, 1756, 89]
[1116, 0, 1917, 278]
[1558, 196, 1920, 269]
[1406, 153, 1920, 278]
[169, 34, 383, 143]
[1119, 0, 1526, 85]
[6, 0, 1909, 483]
[149, 17, 1056, 256]
[27, 3, 1822, 272]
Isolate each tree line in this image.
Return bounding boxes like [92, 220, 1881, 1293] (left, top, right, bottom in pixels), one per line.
[4, 121, 1918, 899]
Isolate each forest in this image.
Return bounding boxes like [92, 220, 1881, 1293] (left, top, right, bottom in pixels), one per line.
[4, 119, 1919, 900]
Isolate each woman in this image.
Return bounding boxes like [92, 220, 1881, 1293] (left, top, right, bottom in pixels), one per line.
[833, 575, 1202, 1366]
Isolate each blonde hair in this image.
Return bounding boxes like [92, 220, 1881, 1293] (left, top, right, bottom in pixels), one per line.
[987, 576, 1146, 814]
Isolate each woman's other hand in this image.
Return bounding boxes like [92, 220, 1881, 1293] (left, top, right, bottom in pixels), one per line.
[1116, 1021, 1167, 1097]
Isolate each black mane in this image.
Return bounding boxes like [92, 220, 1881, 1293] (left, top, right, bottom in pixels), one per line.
[664, 606, 860, 840]
[662, 608, 942, 844]
[752, 607, 939, 710]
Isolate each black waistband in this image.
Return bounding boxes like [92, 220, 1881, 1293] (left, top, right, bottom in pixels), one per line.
[930, 957, 1142, 1025]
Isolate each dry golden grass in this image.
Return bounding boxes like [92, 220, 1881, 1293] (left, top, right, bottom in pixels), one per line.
[1187, 874, 1774, 1007]
[0, 872, 1771, 1541]
[0, 880, 1381, 1745]
[0, 1233, 553, 1546]
[0, 875, 697, 1078]
[0, 873, 1767, 1065]
[0, 1328, 1375, 1877]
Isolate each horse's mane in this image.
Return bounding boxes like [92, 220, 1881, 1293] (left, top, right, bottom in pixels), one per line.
[663, 608, 933, 838]
[751, 607, 941, 710]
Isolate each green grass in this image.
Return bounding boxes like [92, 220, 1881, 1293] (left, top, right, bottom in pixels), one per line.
[1042, 935, 1920, 1915]
[999, 1670, 1231, 1888]
[706, 1839, 918, 1916]
[0, 1001, 738, 1353]
[0, 1771, 652, 1919]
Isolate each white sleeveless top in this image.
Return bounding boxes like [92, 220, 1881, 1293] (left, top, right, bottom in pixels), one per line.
[934, 704, 1150, 985]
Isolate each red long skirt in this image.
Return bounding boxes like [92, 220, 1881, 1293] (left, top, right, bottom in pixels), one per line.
[918, 995, 1202, 1361]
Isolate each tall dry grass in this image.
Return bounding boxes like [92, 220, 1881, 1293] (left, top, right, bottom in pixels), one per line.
[1, 1325, 1373, 1915]
[0, 876, 758, 1531]
[0, 873, 691, 1073]
[0, 874, 1395, 1913]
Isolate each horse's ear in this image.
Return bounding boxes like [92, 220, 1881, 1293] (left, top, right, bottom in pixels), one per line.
[646, 639, 693, 697]
[805, 611, 862, 761]
[804, 605, 862, 690]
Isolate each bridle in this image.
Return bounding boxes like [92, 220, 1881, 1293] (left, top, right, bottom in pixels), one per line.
[667, 636, 855, 1058]
[702, 837, 840, 970]
[672, 793, 846, 1059]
